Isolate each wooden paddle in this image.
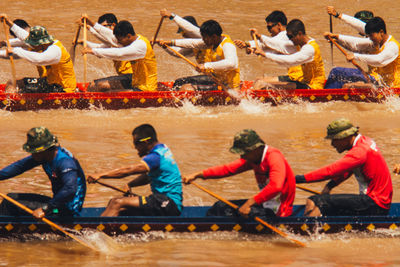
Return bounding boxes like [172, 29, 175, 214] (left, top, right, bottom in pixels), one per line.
[2, 20, 16, 88]
[190, 181, 306, 247]
[83, 17, 88, 85]
[296, 185, 321, 195]
[70, 24, 81, 64]
[94, 180, 137, 196]
[0, 192, 97, 251]
[329, 15, 334, 66]
[251, 32, 262, 59]
[151, 17, 164, 48]
[164, 44, 227, 90]
[328, 36, 371, 83]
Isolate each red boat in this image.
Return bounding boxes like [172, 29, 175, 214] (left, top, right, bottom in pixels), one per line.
[0, 81, 398, 111]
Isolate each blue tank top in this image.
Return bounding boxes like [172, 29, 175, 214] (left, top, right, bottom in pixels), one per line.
[146, 144, 183, 211]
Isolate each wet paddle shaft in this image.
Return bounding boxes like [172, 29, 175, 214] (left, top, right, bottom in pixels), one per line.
[0, 192, 96, 251]
[2, 20, 16, 87]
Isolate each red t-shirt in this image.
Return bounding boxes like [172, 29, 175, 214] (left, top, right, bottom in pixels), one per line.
[202, 146, 295, 217]
[304, 135, 393, 209]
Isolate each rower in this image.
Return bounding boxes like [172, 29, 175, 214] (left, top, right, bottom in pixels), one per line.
[0, 19, 48, 83]
[87, 124, 182, 217]
[78, 14, 133, 92]
[183, 129, 295, 218]
[324, 7, 379, 89]
[296, 118, 392, 216]
[234, 10, 303, 90]
[158, 9, 216, 91]
[324, 17, 400, 89]
[0, 127, 86, 219]
[253, 19, 326, 89]
[82, 20, 158, 92]
[327, 6, 374, 36]
[0, 14, 77, 93]
[156, 19, 240, 91]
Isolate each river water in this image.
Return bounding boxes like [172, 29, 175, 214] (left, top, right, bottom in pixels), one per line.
[1, 0, 400, 266]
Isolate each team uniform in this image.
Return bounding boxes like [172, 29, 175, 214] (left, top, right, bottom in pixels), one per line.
[122, 144, 183, 216]
[6, 24, 76, 93]
[326, 34, 400, 88]
[0, 147, 86, 216]
[262, 38, 325, 89]
[300, 134, 392, 216]
[250, 31, 304, 84]
[91, 34, 158, 91]
[87, 23, 133, 89]
[165, 14, 216, 90]
[202, 146, 295, 217]
[174, 34, 240, 90]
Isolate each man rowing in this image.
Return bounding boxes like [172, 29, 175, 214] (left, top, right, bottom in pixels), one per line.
[0, 127, 86, 218]
[326, 6, 373, 36]
[253, 19, 325, 89]
[324, 17, 400, 89]
[324, 8, 381, 89]
[157, 19, 240, 91]
[158, 9, 216, 90]
[87, 124, 182, 217]
[78, 14, 133, 92]
[82, 20, 158, 92]
[183, 129, 295, 218]
[234, 11, 303, 90]
[296, 118, 392, 216]
[0, 14, 76, 93]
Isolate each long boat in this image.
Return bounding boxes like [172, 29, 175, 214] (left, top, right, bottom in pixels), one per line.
[1, 203, 400, 237]
[0, 82, 399, 111]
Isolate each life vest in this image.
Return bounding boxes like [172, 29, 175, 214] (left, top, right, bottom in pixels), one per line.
[45, 40, 77, 93]
[203, 34, 241, 89]
[287, 65, 303, 82]
[372, 36, 400, 87]
[299, 39, 325, 89]
[130, 34, 158, 91]
[113, 60, 133, 75]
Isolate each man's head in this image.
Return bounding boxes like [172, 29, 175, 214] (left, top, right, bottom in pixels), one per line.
[265, 10, 287, 36]
[23, 126, 58, 162]
[325, 118, 359, 153]
[200, 20, 223, 47]
[113, 20, 136, 46]
[230, 129, 265, 163]
[11, 19, 30, 37]
[178, 16, 198, 38]
[98, 13, 118, 30]
[286, 19, 306, 46]
[354, 10, 374, 24]
[25, 26, 54, 51]
[365, 17, 387, 45]
[132, 124, 158, 157]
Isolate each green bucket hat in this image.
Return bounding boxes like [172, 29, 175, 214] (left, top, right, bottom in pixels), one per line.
[354, 10, 374, 24]
[230, 129, 265, 155]
[23, 127, 58, 153]
[25, 26, 54, 46]
[325, 118, 359, 140]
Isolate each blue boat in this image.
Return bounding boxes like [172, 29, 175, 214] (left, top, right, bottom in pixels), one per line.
[1, 204, 400, 237]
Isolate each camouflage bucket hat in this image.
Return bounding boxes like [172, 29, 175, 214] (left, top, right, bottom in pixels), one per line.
[23, 127, 58, 153]
[354, 10, 374, 24]
[230, 129, 265, 155]
[325, 118, 359, 140]
[25, 26, 54, 46]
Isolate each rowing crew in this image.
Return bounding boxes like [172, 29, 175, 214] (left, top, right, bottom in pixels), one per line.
[0, 6, 399, 93]
[0, 118, 397, 220]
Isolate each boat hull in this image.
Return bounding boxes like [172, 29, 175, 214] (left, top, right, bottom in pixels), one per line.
[0, 82, 399, 111]
[1, 204, 400, 237]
